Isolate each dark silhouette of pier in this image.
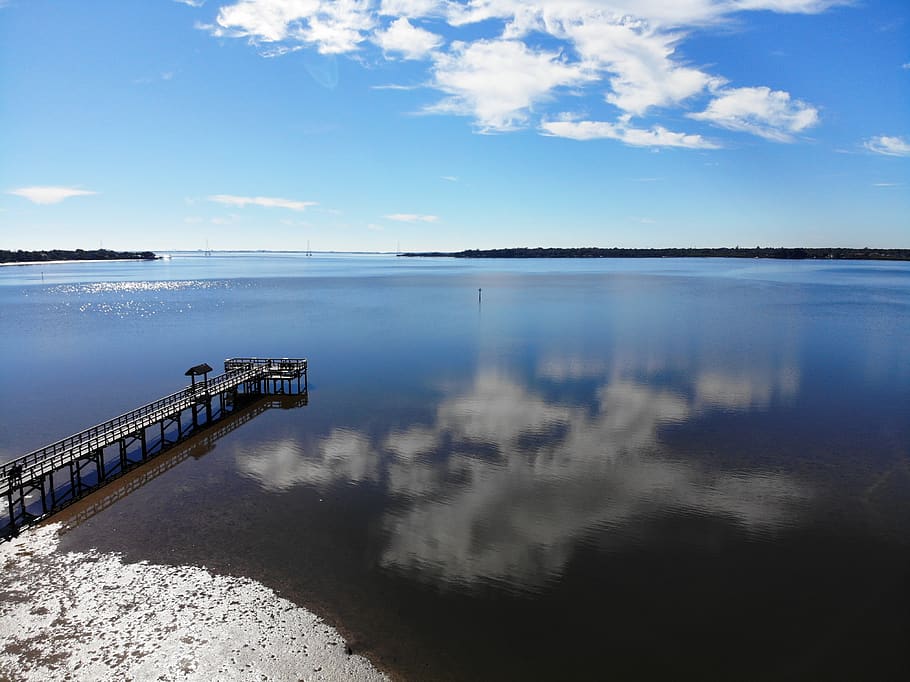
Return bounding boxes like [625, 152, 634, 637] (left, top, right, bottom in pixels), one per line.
[1, 357, 307, 539]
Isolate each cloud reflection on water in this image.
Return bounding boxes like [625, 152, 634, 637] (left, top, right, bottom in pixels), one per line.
[236, 367, 809, 593]
[695, 367, 800, 411]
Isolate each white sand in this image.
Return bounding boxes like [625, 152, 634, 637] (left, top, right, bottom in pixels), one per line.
[0, 524, 388, 681]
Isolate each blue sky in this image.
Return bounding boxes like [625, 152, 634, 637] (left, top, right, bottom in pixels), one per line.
[1, 0, 908, 252]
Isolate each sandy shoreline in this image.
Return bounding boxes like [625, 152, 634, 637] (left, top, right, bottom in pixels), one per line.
[0, 524, 387, 681]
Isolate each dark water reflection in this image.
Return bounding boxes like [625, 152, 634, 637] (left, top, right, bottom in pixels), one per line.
[237, 370, 811, 597]
[2, 255, 908, 679]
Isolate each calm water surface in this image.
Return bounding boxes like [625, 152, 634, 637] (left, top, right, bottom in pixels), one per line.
[1, 254, 908, 680]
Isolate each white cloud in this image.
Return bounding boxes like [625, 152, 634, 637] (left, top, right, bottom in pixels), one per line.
[541, 118, 719, 149]
[213, 0, 375, 54]
[208, 194, 317, 210]
[174, 0, 204, 7]
[437, 7, 722, 119]
[7, 186, 98, 205]
[864, 135, 910, 157]
[429, 39, 595, 131]
[374, 17, 443, 60]
[441, 175, 458, 182]
[689, 86, 819, 141]
[201, 0, 837, 142]
[384, 213, 439, 222]
[379, 0, 446, 18]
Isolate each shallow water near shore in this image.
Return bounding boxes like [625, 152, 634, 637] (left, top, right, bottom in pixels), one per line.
[2, 254, 909, 679]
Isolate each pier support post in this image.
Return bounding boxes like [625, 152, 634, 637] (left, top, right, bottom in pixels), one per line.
[6, 492, 15, 536]
[16, 485, 26, 521]
[39, 477, 48, 515]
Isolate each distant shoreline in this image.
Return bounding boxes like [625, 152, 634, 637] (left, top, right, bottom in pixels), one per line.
[0, 258, 162, 268]
[400, 247, 910, 261]
[0, 249, 158, 265]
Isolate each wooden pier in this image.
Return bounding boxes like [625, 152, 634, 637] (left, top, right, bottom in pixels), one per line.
[1, 357, 307, 539]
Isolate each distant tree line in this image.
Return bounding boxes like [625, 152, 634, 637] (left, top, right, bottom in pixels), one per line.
[0, 249, 158, 264]
[401, 247, 910, 261]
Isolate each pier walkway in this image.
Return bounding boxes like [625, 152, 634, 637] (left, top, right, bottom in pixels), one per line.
[1, 357, 307, 538]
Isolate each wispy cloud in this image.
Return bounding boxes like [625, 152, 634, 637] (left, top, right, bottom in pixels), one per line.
[371, 83, 422, 91]
[441, 175, 458, 182]
[208, 194, 317, 211]
[7, 186, 98, 205]
[174, 0, 204, 7]
[872, 182, 902, 187]
[864, 135, 910, 157]
[134, 71, 175, 85]
[384, 213, 439, 223]
[541, 118, 719, 149]
[689, 86, 819, 142]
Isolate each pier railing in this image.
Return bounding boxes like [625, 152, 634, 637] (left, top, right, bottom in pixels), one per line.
[2, 357, 307, 537]
[225, 357, 308, 375]
[1, 363, 266, 489]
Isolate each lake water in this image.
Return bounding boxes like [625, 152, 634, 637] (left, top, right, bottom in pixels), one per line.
[1, 254, 908, 679]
